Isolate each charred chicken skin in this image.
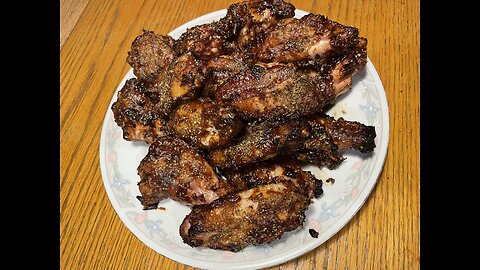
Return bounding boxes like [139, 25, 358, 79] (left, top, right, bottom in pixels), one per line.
[215, 39, 367, 121]
[180, 161, 322, 252]
[111, 78, 169, 143]
[136, 136, 230, 208]
[145, 52, 206, 115]
[222, 159, 323, 198]
[215, 62, 336, 120]
[168, 98, 244, 149]
[254, 13, 360, 64]
[227, 0, 295, 49]
[209, 113, 376, 169]
[208, 118, 311, 169]
[127, 30, 176, 82]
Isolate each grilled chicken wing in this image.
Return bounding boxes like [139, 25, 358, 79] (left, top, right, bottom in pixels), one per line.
[308, 113, 376, 153]
[168, 98, 244, 149]
[202, 49, 252, 98]
[145, 52, 206, 115]
[174, 16, 237, 60]
[209, 113, 376, 169]
[215, 62, 335, 120]
[222, 159, 323, 198]
[179, 179, 318, 252]
[227, 0, 295, 49]
[254, 13, 360, 63]
[136, 136, 230, 208]
[295, 113, 376, 168]
[174, 0, 294, 60]
[208, 118, 311, 168]
[111, 78, 169, 143]
[127, 30, 176, 81]
[215, 39, 367, 121]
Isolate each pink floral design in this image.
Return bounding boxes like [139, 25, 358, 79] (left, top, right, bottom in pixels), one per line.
[221, 251, 235, 259]
[168, 243, 178, 250]
[308, 218, 322, 231]
[108, 151, 117, 162]
[351, 160, 364, 170]
[135, 212, 147, 224]
[351, 187, 359, 198]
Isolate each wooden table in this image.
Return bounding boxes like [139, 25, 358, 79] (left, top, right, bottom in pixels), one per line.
[60, 0, 420, 269]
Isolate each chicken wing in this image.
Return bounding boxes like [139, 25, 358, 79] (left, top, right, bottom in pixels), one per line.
[227, 0, 295, 49]
[215, 39, 367, 120]
[168, 98, 244, 149]
[179, 179, 317, 252]
[308, 112, 376, 153]
[222, 159, 323, 198]
[136, 136, 230, 208]
[209, 113, 376, 169]
[202, 49, 252, 98]
[295, 113, 376, 168]
[254, 13, 360, 63]
[111, 78, 169, 143]
[145, 52, 206, 115]
[173, 16, 237, 60]
[126, 30, 176, 81]
[208, 118, 311, 169]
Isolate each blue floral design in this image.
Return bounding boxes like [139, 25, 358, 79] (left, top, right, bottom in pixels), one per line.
[318, 201, 341, 221]
[144, 219, 163, 238]
[360, 102, 380, 124]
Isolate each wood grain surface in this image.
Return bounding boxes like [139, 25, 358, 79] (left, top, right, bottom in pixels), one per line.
[60, 0, 420, 269]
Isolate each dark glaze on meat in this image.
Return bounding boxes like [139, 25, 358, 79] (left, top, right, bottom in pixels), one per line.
[208, 118, 311, 169]
[308, 113, 376, 153]
[295, 113, 376, 169]
[222, 159, 324, 198]
[168, 98, 244, 149]
[127, 30, 176, 81]
[145, 52, 206, 115]
[215, 62, 336, 120]
[215, 38, 367, 121]
[179, 181, 313, 252]
[227, 0, 295, 49]
[209, 113, 376, 169]
[203, 49, 252, 98]
[111, 78, 169, 143]
[174, 17, 238, 60]
[174, 0, 295, 61]
[137, 137, 230, 208]
[254, 13, 359, 63]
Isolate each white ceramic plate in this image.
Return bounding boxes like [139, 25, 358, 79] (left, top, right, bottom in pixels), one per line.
[100, 9, 389, 270]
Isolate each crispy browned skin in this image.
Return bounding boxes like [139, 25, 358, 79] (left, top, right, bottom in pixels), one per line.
[173, 17, 237, 60]
[136, 137, 230, 208]
[179, 180, 314, 252]
[208, 118, 311, 168]
[174, 0, 294, 60]
[145, 52, 206, 115]
[227, 0, 295, 49]
[209, 113, 376, 169]
[308, 113, 376, 153]
[215, 62, 335, 120]
[254, 13, 359, 63]
[111, 78, 169, 143]
[202, 49, 252, 98]
[127, 30, 176, 81]
[295, 113, 376, 168]
[168, 98, 244, 149]
[328, 37, 368, 94]
[222, 159, 323, 198]
[215, 38, 367, 121]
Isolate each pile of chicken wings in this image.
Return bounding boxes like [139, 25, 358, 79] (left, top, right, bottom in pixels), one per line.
[111, 0, 375, 252]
